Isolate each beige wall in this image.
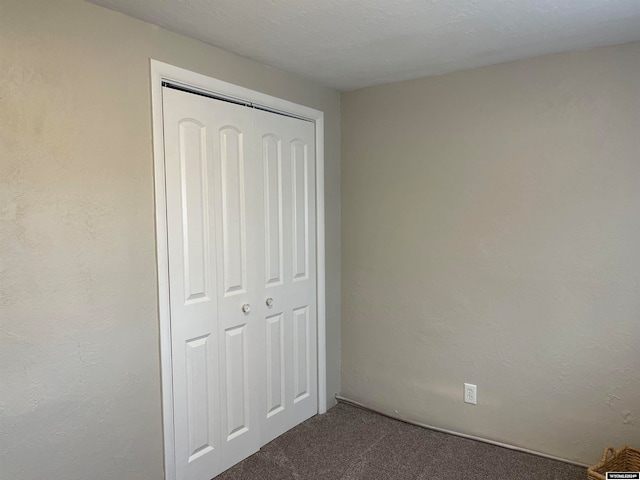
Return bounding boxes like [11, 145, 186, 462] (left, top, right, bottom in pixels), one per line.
[341, 42, 640, 465]
[0, 1, 340, 478]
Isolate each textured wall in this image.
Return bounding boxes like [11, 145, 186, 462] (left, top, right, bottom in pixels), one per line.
[341, 42, 640, 465]
[0, 1, 340, 478]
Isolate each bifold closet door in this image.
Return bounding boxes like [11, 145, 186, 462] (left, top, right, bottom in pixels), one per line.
[255, 109, 317, 445]
[163, 87, 264, 480]
[162, 86, 317, 480]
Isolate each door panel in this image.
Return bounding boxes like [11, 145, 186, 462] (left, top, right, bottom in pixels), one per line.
[256, 110, 317, 446]
[178, 119, 211, 303]
[265, 313, 285, 417]
[263, 134, 284, 288]
[219, 127, 247, 296]
[291, 140, 309, 282]
[209, 100, 264, 474]
[185, 335, 215, 462]
[223, 324, 249, 439]
[164, 87, 263, 479]
[163, 88, 221, 480]
[292, 305, 310, 402]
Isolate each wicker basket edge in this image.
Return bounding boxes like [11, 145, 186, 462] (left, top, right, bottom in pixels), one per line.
[587, 445, 640, 480]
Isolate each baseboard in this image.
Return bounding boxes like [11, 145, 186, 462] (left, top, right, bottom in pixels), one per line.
[335, 395, 589, 468]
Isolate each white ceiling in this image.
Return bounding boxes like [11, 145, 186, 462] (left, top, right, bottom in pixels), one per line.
[89, 0, 640, 91]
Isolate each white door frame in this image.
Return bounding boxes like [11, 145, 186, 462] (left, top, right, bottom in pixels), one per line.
[149, 59, 327, 480]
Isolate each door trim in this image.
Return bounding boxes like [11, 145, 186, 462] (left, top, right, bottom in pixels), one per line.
[150, 60, 327, 480]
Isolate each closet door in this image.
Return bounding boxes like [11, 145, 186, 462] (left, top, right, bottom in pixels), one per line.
[163, 86, 317, 480]
[256, 109, 317, 445]
[210, 96, 265, 474]
[163, 88, 221, 480]
[163, 87, 264, 480]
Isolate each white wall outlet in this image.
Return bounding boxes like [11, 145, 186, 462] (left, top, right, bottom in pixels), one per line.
[464, 383, 477, 405]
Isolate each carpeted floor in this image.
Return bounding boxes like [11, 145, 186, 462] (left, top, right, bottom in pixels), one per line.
[216, 402, 587, 479]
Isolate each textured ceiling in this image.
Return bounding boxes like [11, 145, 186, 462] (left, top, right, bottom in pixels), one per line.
[88, 0, 640, 90]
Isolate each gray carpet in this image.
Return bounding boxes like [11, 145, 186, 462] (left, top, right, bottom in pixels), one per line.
[216, 402, 587, 479]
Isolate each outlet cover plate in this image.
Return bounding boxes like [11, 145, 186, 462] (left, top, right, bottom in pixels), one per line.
[464, 383, 477, 405]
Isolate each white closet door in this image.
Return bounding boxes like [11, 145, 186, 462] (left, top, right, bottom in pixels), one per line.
[163, 88, 221, 480]
[163, 87, 263, 480]
[163, 86, 317, 480]
[210, 96, 264, 474]
[256, 109, 317, 445]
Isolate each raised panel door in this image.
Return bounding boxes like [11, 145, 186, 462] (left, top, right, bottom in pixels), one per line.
[255, 110, 317, 446]
[163, 86, 316, 480]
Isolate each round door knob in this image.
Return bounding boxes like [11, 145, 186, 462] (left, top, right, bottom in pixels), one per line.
[265, 297, 274, 307]
[242, 303, 251, 314]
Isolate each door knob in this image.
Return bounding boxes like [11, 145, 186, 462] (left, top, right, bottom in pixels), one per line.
[242, 303, 251, 314]
[265, 297, 274, 307]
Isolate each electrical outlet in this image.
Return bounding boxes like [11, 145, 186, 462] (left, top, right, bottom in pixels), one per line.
[464, 383, 477, 405]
